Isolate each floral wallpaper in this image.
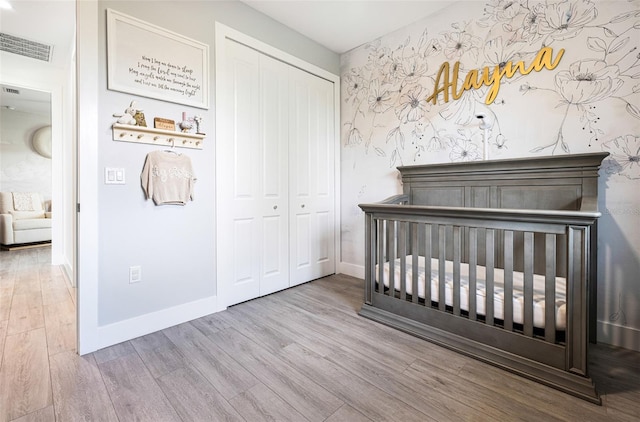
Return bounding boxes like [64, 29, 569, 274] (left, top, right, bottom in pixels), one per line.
[342, 0, 638, 170]
[340, 0, 640, 348]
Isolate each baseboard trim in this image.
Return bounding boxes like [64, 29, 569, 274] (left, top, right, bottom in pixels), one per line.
[1, 241, 51, 251]
[338, 262, 364, 279]
[92, 295, 219, 352]
[597, 320, 640, 352]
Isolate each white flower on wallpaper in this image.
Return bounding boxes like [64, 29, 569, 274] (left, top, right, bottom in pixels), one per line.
[602, 134, 640, 180]
[341, 0, 640, 178]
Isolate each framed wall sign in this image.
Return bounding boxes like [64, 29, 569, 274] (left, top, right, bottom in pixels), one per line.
[106, 9, 210, 109]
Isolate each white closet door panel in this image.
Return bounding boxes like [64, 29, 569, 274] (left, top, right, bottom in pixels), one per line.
[231, 54, 260, 201]
[229, 218, 260, 305]
[259, 55, 289, 296]
[289, 67, 335, 286]
[219, 41, 261, 307]
[261, 213, 288, 295]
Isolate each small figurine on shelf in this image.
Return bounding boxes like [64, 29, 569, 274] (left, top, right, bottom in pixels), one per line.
[179, 112, 193, 133]
[134, 110, 147, 127]
[113, 101, 139, 125]
[194, 115, 204, 135]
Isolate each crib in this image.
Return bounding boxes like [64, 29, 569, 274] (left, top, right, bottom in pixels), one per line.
[358, 153, 608, 404]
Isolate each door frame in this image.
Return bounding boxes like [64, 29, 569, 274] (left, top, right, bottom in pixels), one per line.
[214, 23, 341, 309]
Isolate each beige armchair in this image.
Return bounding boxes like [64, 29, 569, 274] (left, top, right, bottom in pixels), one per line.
[0, 192, 52, 246]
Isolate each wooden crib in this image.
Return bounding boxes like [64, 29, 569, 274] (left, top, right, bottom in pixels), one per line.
[358, 153, 608, 404]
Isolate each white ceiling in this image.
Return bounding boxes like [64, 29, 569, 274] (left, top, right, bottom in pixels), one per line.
[0, 0, 75, 69]
[0, 0, 455, 114]
[242, 0, 455, 54]
[0, 0, 75, 114]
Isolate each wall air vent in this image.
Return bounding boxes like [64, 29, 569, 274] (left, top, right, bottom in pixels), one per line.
[0, 32, 52, 62]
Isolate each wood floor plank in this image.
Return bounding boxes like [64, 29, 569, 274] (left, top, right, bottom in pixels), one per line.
[324, 404, 373, 422]
[9, 405, 54, 422]
[163, 322, 259, 399]
[92, 340, 136, 365]
[325, 344, 495, 421]
[265, 295, 417, 372]
[222, 305, 297, 353]
[457, 357, 609, 421]
[43, 297, 74, 328]
[130, 330, 186, 378]
[49, 351, 118, 422]
[229, 382, 309, 422]
[11, 272, 40, 297]
[209, 327, 343, 421]
[98, 352, 180, 422]
[0, 286, 13, 322]
[157, 365, 245, 422]
[279, 342, 435, 422]
[6, 292, 44, 335]
[0, 328, 51, 422]
[405, 358, 565, 422]
[188, 310, 234, 336]
[45, 321, 75, 356]
[40, 283, 71, 307]
[0, 319, 7, 369]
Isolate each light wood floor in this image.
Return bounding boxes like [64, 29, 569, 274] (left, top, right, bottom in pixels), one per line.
[1, 248, 638, 421]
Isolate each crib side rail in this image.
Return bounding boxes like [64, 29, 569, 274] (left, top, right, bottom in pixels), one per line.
[359, 202, 598, 375]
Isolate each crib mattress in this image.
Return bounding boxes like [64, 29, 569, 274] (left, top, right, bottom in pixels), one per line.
[376, 256, 566, 330]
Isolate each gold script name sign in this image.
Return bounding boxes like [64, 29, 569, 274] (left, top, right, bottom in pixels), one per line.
[426, 47, 565, 105]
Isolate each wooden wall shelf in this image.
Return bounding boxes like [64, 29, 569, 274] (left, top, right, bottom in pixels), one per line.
[112, 123, 205, 149]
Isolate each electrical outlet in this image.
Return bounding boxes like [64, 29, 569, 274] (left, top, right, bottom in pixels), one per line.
[129, 266, 142, 283]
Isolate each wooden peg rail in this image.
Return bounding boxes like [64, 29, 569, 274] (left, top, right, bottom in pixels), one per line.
[112, 123, 205, 150]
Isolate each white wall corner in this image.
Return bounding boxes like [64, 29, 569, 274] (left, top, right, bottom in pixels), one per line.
[338, 261, 364, 279]
[597, 320, 640, 352]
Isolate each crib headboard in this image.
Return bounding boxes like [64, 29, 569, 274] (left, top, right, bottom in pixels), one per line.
[396, 152, 608, 341]
[397, 152, 608, 212]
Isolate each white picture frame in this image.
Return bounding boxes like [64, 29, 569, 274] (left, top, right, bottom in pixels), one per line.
[106, 9, 209, 109]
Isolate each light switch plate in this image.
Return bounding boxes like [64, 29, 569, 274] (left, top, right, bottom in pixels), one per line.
[105, 167, 125, 184]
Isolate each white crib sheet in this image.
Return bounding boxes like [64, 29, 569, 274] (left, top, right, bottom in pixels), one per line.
[375, 255, 566, 330]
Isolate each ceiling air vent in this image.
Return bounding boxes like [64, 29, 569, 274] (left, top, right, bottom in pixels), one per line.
[2, 87, 20, 95]
[0, 32, 52, 62]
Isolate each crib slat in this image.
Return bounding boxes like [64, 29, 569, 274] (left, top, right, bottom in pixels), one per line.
[523, 231, 534, 337]
[387, 220, 396, 297]
[399, 221, 407, 301]
[411, 223, 419, 304]
[486, 229, 495, 326]
[365, 214, 374, 304]
[504, 230, 514, 331]
[545, 233, 557, 343]
[469, 227, 478, 321]
[424, 224, 432, 305]
[453, 226, 461, 316]
[438, 225, 446, 312]
[378, 220, 385, 294]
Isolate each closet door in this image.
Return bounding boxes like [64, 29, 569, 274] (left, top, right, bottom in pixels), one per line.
[258, 55, 290, 296]
[289, 67, 336, 286]
[218, 41, 289, 306]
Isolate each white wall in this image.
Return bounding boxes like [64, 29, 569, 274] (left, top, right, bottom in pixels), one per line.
[0, 108, 52, 200]
[339, 0, 640, 350]
[77, 1, 339, 350]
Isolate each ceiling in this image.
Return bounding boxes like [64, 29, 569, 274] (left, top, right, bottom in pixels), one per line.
[0, 0, 75, 115]
[242, 0, 455, 54]
[0, 0, 454, 114]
